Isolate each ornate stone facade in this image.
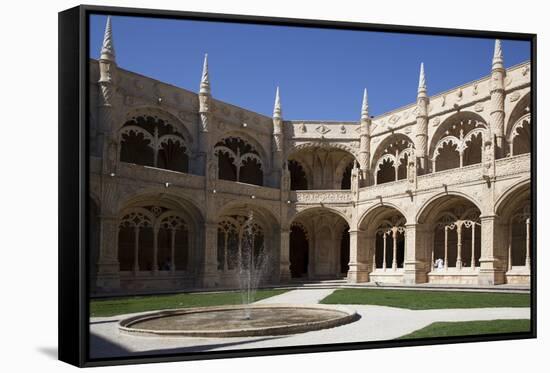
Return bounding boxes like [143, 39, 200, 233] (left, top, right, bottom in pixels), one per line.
[90, 18, 532, 294]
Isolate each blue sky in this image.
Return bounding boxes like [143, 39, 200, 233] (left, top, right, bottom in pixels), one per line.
[89, 15, 530, 121]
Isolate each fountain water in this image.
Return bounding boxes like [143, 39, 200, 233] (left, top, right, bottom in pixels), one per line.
[234, 211, 271, 320]
[118, 211, 359, 337]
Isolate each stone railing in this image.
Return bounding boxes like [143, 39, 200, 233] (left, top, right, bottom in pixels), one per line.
[495, 153, 530, 177]
[360, 179, 410, 200]
[417, 163, 482, 190]
[215, 179, 280, 200]
[116, 162, 205, 189]
[293, 190, 352, 204]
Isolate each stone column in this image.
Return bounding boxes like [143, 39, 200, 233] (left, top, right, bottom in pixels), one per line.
[95, 215, 121, 290]
[403, 224, 429, 284]
[456, 222, 463, 269]
[152, 227, 159, 273]
[391, 227, 398, 270]
[478, 215, 505, 285]
[201, 222, 219, 287]
[347, 229, 369, 283]
[279, 228, 291, 283]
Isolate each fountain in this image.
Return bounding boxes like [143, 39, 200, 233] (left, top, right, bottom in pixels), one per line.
[118, 212, 359, 338]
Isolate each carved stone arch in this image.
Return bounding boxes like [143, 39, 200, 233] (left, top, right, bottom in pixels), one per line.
[214, 132, 268, 186]
[416, 191, 483, 224]
[375, 153, 397, 173]
[334, 156, 355, 189]
[358, 202, 408, 234]
[290, 141, 359, 160]
[119, 125, 155, 147]
[287, 158, 311, 190]
[154, 210, 190, 232]
[158, 134, 190, 155]
[506, 92, 531, 138]
[508, 113, 531, 156]
[495, 178, 531, 218]
[119, 108, 192, 172]
[370, 133, 415, 171]
[122, 106, 194, 145]
[118, 206, 155, 225]
[115, 188, 205, 226]
[429, 111, 487, 161]
[432, 136, 461, 160]
[288, 142, 357, 190]
[216, 200, 280, 231]
[290, 221, 310, 241]
[214, 130, 269, 166]
[292, 206, 352, 227]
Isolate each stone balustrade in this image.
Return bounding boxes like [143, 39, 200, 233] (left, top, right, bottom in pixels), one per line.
[91, 154, 530, 209]
[292, 190, 352, 204]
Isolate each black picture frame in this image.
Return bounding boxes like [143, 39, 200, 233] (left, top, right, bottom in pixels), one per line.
[59, 4, 537, 368]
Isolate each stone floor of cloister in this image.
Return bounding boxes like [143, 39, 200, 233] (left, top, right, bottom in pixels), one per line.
[89, 286, 530, 358]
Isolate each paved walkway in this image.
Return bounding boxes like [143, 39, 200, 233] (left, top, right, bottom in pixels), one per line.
[89, 288, 530, 359]
[254, 288, 336, 305]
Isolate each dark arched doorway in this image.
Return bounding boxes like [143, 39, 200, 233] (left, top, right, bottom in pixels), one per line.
[290, 224, 309, 278]
[340, 227, 350, 274]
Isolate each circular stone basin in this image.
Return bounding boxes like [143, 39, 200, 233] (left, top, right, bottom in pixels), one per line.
[118, 304, 359, 337]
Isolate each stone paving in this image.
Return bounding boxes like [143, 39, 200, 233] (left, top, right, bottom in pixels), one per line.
[89, 288, 530, 359]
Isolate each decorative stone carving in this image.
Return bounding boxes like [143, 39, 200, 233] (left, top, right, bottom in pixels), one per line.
[389, 114, 400, 125]
[522, 65, 530, 76]
[509, 91, 521, 102]
[299, 123, 307, 133]
[474, 103, 484, 112]
[432, 117, 441, 127]
[473, 84, 478, 95]
[340, 125, 346, 134]
[315, 124, 331, 135]
[505, 76, 512, 87]
[207, 154, 218, 182]
[295, 191, 352, 203]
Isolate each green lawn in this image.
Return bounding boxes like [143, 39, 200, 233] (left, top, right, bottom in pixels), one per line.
[398, 319, 531, 339]
[90, 289, 287, 317]
[320, 289, 530, 310]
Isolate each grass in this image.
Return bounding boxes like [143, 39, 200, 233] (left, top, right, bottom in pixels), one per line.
[398, 319, 531, 339]
[90, 289, 287, 317]
[320, 289, 530, 310]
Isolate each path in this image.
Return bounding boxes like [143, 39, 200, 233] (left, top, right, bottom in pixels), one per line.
[89, 288, 530, 358]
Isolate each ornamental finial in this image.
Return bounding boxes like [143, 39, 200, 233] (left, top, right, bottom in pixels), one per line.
[361, 88, 369, 120]
[100, 16, 116, 62]
[418, 62, 427, 95]
[492, 39, 504, 70]
[200, 53, 210, 94]
[273, 86, 282, 119]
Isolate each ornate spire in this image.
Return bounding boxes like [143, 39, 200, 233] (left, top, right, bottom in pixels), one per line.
[273, 86, 282, 119]
[417, 62, 427, 96]
[100, 16, 116, 62]
[361, 88, 369, 120]
[199, 54, 210, 95]
[492, 39, 504, 70]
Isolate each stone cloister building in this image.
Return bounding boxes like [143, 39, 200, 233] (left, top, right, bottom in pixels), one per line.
[90, 17, 532, 294]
